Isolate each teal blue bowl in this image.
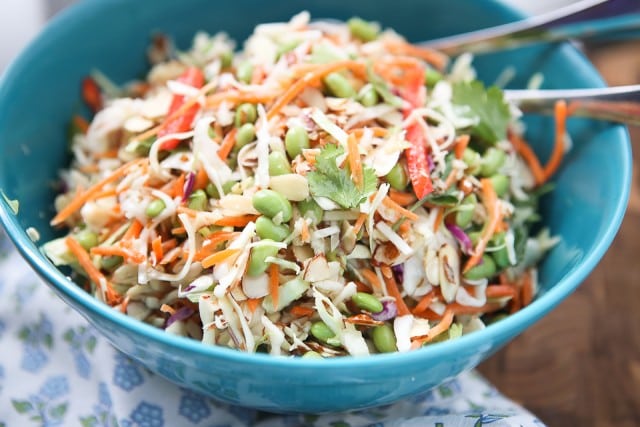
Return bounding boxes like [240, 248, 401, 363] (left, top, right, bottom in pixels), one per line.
[0, 0, 630, 413]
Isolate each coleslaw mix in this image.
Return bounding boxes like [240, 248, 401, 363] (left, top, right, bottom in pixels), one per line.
[44, 13, 562, 357]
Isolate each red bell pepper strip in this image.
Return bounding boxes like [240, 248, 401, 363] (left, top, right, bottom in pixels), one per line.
[158, 67, 205, 150]
[399, 64, 433, 199]
[82, 77, 103, 113]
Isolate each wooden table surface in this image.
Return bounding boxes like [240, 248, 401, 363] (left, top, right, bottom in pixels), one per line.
[479, 41, 640, 427]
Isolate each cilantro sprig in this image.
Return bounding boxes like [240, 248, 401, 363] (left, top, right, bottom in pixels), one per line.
[451, 80, 511, 144]
[307, 144, 377, 209]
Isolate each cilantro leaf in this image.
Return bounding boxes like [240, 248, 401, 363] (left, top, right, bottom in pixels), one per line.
[307, 144, 377, 209]
[451, 80, 511, 144]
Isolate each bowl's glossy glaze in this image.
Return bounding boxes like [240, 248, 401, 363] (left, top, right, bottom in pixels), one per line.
[0, 0, 630, 413]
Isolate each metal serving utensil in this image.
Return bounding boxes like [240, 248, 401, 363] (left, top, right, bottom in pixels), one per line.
[423, 0, 640, 55]
[505, 85, 640, 126]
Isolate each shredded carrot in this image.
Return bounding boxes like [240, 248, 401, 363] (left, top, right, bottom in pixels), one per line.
[290, 305, 315, 317]
[353, 213, 367, 234]
[411, 291, 434, 315]
[51, 159, 147, 226]
[360, 268, 382, 291]
[205, 90, 278, 109]
[348, 127, 389, 139]
[66, 237, 121, 305]
[192, 169, 208, 192]
[485, 285, 517, 299]
[443, 170, 458, 189]
[521, 271, 534, 307]
[119, 296, 130, 314]
[380, 265, 410, 316]
[122, 219, 143, 241]
[171, 226, 186, 236]
[382, 196, 419, 221]
[388, 189, 416, 207]
[214, 215, 259, 227]
[300, 220, 310, 242]
[172, 173, 186, 200]
[160, 303, 176, 315]
[448, 302, 503, 315]
[433, 208, 444, 232]
[269, 263, 280, 310]
[246, 298, 262, 314]
[347, 133, 363, 189]
[201, 248, 241, 269]
[410, 308, 454, 349]
[355, 281, 371, 293]
[194, 231, 240, 261]
[94, 149, 119, 159]
[161, 238, 178, 252]
[217, 127, 238, 161]
[543, 100, 567, 181]
[463, 178, 502, 273]
[152, 236, 164, 263]
[383, 40, 449, 70]
[89, 188, 117, 200]
[267, 60, 366, 120]
[72, 115, 89, 134]
[509, 131, 545, 185]
[454, 134, 470, 159]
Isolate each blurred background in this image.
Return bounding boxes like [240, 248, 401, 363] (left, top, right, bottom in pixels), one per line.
[0, 1, 638, 426]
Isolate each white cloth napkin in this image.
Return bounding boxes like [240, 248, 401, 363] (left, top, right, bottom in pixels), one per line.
[0, 230, 544, 427]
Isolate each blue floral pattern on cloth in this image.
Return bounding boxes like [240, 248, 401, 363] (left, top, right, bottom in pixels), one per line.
[0, 229, 545, 426]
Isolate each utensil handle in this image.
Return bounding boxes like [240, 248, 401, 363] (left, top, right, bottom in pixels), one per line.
[425, 0, 640, 55]
[506, 85, 640, 126]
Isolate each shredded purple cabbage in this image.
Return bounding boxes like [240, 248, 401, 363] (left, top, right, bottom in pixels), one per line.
[426, 154, 434, 172]
[182, 171, 196, 203]
[391, 264, 404, 284]
[165, 306, 195, 328]
[446, 223, 473, 254]
[371, 300, 398, 321]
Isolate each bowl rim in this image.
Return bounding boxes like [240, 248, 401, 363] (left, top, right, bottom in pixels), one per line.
[0, 0, 632, 371]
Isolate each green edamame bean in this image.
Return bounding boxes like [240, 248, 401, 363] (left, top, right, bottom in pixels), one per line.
[455, 194, 477, 228]
[145, 199, 166, 218]
[468, 231, 481, 246]
[324, 72, 356, 98]
[489, 174, 510, 197]
[302, 351, 323, 359]
[310, 43, 343, 64]
[480, 147, 507, 177]
[284, 126, 310, 159]
[76, 229, 99, 250]
[372, 324, 397, 353]
[385, 163, 409, 191]
[236, 61, 253, 84]
[277, 40, 299, 58]
[358, 85, 379, 107]
[463, 255, 497, 280]
[247, 241, 279, 277]
[220, 51, 233, 69]
[462, 148, 482, 174]
[256, 216, 290, 242]
[424, 67, 443, 87]
[297, 198, 323, 225]
[252, 190, 292, 222]
[234, 103, 257, 128]
[235, 123, 255, 150]
[205, 181, 237, 199]
[490, 232, 510, 269]
[268, 151, 292, 176]
[351, 292, 383, 313]
[188, 189, 208, 211]
[100, 255, 123, 272]
[310, 321, 336, 344]
[347, 17, 379, 42]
